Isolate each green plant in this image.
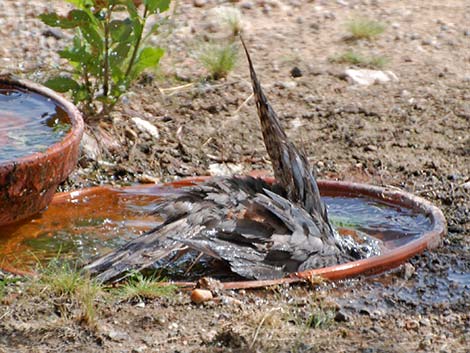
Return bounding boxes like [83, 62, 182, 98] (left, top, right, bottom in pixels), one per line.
[346, 17, 385, 40]
[118, 272, 176, 302]
[213, 6, 243, 36]
[76, 275, 102, 325]
[32, 260, 102, 326]
[39, 260, 85, 297]
[197, 41, 238, 80]
[330, 50, 388, 68]
[40, 0, 171, 116]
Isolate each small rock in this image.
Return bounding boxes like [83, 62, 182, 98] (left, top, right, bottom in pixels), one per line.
[138, 174, 160, 184]
[420, 318, 431, 326]
[42, 28, 64, 39]
[275, 81, 297, 89]
[131, 117, 160, 139]
[107, 330, 130, 342]
[364, 145, 377, 152]
[81, 132, 101, 161]
[400, 263, 416, 279]
[209, 163, 244, 176]
[135, 301, 145, 308]
[132, 345, 147, 353]
[461, 181, 470, 190]
[175, 69, 191, 82]
[193, 0, 207, 7]
[344, 69, 399, 86]
[240, 1, 254, 9]
[303, 95, 322, 104]
[197, 277, 224, 291]
[405, 319, 419, 331]
[191, 289, 213, 304]
[334, 310, 350, 322]
[290, 66, 303, 78]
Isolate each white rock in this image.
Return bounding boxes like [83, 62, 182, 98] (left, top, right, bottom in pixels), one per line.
[81, 131, 100, 161]
[209, 163, 244, 176]
[131, 117, 160, 139]
[345, 69, 399, 86]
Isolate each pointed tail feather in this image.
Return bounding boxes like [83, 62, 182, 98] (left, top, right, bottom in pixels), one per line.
[240, 36, 330, 225]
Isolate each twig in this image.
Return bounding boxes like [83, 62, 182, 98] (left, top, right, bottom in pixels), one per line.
[249, 307, 281, 349]
[233, 92, 253, 115]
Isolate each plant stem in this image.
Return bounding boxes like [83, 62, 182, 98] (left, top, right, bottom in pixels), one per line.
[124, 5, 148, 82]
[102, 5, 113, 98]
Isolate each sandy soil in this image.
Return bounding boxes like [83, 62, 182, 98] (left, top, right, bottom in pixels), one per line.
[1, 0, 469, 352]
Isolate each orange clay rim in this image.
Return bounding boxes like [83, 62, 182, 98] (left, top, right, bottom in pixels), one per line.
[50, 176, 447, 290]
[0, 74, 84, 225]
[0, 74, 84, 168]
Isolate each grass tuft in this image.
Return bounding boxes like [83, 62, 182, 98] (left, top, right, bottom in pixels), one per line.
[30, 260, 102, 327]
[118, 272, 177, 302]
[39, 260, 86, 297]
[330, 50, 388, 68]
[213, 6, 243, 36]
[346, 17, 385, 40]
[197, 42, 239, 80]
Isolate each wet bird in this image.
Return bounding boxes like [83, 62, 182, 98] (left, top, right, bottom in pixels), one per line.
[85, 39, 373, 283]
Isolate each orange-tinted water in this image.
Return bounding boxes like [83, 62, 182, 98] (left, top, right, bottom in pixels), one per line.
[0, 184, 432, 275]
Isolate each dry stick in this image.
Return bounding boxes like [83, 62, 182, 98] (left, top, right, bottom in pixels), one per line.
[249, 307, 281, 349]
[158, 82, 195, 96]
[233, 92, 254, 115]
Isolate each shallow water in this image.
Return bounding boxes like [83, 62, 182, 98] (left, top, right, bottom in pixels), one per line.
[0, 186, 433, 276]
[0, 85, 70, 163]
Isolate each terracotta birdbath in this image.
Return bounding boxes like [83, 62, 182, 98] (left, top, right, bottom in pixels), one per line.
[0, 176, 446, 288]
[0, 75, 84, 227]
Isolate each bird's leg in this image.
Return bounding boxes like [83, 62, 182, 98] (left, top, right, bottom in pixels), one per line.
[184, 252, 204, 275]
[168, 245, 190, 262]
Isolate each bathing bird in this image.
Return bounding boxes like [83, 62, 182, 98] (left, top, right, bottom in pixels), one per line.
[85, 39, 373, 283]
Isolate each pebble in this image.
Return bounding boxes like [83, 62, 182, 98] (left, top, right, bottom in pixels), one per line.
[193, 0, 207, 7]
[209, 163, 244, 176]
[290, 66, 303, 78]
[344, 69, 399, 86]
[131, 117, 160, 140]
[420, 318, 431, 326]
[42, 28, 64, 39]
[405, 319, 420, 331]
[275, 81, 297, 89]
[191, 289, 213, 304]
[364, 145, 377, 152]
[107, 330, 130, 342]
[334, 310, 350, 322]
[240, 1, 253, 9]
[400, 263, 416, 280]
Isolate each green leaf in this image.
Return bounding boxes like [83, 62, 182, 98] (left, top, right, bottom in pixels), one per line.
[81, 25, 104, 51]
[110, 19, 133, 42]
[132, 47, 164, 78]
[144, 0, 171, 14]
[45, 77, 80, 93]
[109, 41, 131, 71]
[59, 48, 94, 64]
[125, 0, 139, 21]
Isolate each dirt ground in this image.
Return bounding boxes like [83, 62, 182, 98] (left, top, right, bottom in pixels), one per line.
[1, 0, 470, 352]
